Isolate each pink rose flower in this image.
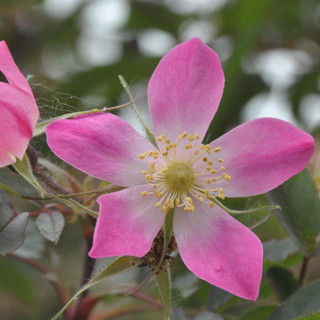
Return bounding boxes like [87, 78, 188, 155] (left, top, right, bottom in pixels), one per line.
[46, 38, 314, 300]
[0, 41, 39, 167]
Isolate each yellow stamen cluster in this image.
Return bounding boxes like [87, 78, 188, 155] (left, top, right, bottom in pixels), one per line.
[138, 132, 231, 214]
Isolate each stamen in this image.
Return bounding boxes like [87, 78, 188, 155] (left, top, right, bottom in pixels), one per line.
[139, 132, 231, 213]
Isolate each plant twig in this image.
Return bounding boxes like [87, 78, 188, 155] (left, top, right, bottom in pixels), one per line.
[73, 220, 96, 319]
[299, 256, 310, 285]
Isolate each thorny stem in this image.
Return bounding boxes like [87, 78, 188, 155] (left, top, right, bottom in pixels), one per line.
[299, 256, 310, 285]
[8, 253, 74, 320]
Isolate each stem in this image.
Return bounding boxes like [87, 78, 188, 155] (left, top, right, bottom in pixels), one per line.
[118, 75, 157, 146]
[299, 256, 310, 285]
[73, 221, 96, 319]
[212, 197, 280, 215]
[34, 166, 79, 198]
[9, 253, 74, 319]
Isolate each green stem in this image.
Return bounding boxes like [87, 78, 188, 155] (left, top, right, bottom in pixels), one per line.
[212, 197, 280, 215]
[118, 75, 157, 146]
[33, 99, 136, 137]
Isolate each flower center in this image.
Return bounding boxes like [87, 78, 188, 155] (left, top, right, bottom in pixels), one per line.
[138, 132, 231, 214]
[165, 162, 194, 191]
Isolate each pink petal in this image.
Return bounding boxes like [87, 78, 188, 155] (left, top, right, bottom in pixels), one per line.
[174, 203, 263, 300]
[148, 38, 224, 142]
[0, 41, 34, 95]
[89, 185, 165, 258]
[211, 118, 315, 197]
[46, 113, 158, 187]
[0, 42, 39, 166]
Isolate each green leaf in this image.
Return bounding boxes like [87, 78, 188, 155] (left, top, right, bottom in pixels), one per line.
[265, 266, 299, 301]
[0, 212, 29, 256]
[268, 280, 320, 320]
[0, 167, 40, 198]
[12, 154, 45, 195]
[268, 169, 320, 256]
[155, 269, 171, 320]
[239, 306, 276, 320]
[51, 256, 143, 320]
[36, 211, 65, 244]
[263, 238, 298, 262]
[14, 219, 45, 259]
[0, 189, 15, 229]
[0, 190, 29, 256]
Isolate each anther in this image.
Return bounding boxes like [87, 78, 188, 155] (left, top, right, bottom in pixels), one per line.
[222, 173, 231, 181]
[218, 188, 225, 200]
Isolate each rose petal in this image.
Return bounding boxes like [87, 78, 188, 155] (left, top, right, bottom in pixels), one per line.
[174, 203, 263, 300]
[0, 84, 37, 160]
[0, 41, 34, 95]
[46, 112, 158, 187]
[148, 38, 224, 143]
[211, 117, 315, 197]
[89, 185, 165, 258]
[0, 42, 39, 166]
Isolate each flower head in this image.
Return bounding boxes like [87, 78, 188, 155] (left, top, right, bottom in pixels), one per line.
[0, 41, 39, 167]
[46, 38, 314, 300]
